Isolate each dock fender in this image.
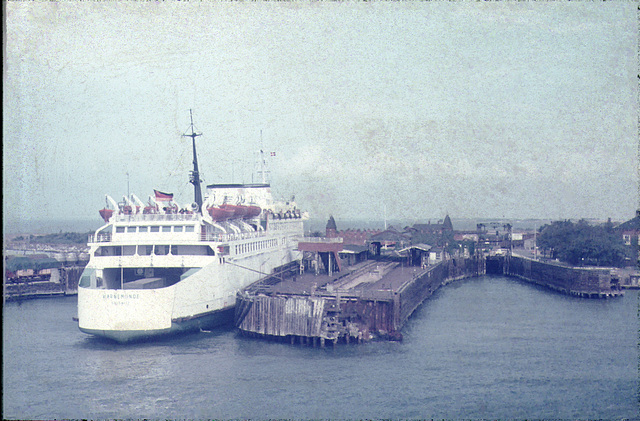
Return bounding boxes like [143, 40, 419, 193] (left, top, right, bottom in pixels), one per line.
[234, 296, 254, 327]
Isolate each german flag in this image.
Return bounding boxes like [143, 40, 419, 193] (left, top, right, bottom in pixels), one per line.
[154, 190, 173, 201]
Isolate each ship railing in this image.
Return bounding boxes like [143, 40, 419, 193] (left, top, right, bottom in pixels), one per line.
[200, 231, 267, 242]
[89, 233, 112, 243]
[112, 213, 199, 223]
[298, 237, 343, 243]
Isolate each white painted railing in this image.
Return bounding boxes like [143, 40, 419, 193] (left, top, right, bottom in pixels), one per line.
[200, 231, 268, 242]
[113, 213, 198, 222]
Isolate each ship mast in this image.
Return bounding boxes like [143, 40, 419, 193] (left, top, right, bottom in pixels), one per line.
[258, 129, 270, 184]
[183, 109, 203, 213]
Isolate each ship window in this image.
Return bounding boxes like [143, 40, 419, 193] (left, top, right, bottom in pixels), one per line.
[207, 246, 215, 255]
[123, 246, 136, 256]
[171, 245, 178, 255]
[116, 227, 125, 233]
[79, 268, 95, 288]
[154, 245, 170, 255]
[150, 226, 160, 233]
[139, 226, 148, 232]
[174, 226, 183, 232]
[96, 246, 122, 256]
[162, 226, 171, 232]
[185, 226, 195, 232]
[139, 245, 152, 255]
[127, 226, 136, 233]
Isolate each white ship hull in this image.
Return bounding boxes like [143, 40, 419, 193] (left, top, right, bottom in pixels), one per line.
[78, 182, 306, 343]
[78, 245, 298, 342]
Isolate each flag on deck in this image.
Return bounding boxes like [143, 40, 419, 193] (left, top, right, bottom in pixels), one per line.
[154, 189, 174, 201]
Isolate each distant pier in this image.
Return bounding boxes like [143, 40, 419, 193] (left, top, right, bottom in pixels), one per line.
[3, 266, 85, 302]
[488, 254, 624, 298]
[4, 251, 87, 302]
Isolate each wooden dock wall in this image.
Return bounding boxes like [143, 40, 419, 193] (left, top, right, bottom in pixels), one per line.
[235, 294, 326, 338]
[493, 255, 623, 298]
[235, 257, 482, 344]
[235, 255, 624, 345]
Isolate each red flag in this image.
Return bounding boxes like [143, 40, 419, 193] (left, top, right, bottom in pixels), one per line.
[154, 189, 173, 201]
[270, 151, 276, 156]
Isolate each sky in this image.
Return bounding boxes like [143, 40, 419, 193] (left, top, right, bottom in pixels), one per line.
[4, 1, 638, 233]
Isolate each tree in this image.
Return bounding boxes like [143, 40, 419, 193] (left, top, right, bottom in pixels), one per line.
[537, 220, 626, 267]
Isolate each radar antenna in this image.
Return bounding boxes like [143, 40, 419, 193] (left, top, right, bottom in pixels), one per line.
[183, 109, 203, 213]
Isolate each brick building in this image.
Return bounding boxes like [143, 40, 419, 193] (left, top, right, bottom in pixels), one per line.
[325, 215, 382, 246]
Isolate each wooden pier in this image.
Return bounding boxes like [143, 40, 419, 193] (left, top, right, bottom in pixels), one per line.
[235, 257, 483, 345]
[3, 266, 84, 302]
[235, 252, 625, 346]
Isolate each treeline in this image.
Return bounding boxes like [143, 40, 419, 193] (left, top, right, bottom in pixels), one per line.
[537, 220, 628, 267]
[12, 232, 92, 245]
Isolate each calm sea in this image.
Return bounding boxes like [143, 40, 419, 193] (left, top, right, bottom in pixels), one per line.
[3, 275, 638, 419]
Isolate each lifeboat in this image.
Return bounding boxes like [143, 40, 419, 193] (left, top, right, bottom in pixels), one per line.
[207, 206, 235, 221]
[99, 208, 114, 222]
[220, 204, 248, 218]
[244, 205, 261, 218]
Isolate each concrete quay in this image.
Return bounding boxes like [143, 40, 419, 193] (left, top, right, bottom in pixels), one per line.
[235, 257, 483, 346]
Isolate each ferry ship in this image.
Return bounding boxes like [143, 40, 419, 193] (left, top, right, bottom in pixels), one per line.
[77, 112, 306, 342]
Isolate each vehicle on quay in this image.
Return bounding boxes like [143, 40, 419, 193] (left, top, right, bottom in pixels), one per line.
[77, 112, 306, 342]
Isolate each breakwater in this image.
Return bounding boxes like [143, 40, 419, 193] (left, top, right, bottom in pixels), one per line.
[487, 255, 623, 298]
[235, 257, 483, 345]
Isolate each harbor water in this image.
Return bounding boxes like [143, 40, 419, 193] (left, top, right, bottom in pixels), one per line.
[3, 275, 638, 419]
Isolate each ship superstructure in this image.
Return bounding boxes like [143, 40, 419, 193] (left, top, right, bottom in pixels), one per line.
[77, 113, 306, 342]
